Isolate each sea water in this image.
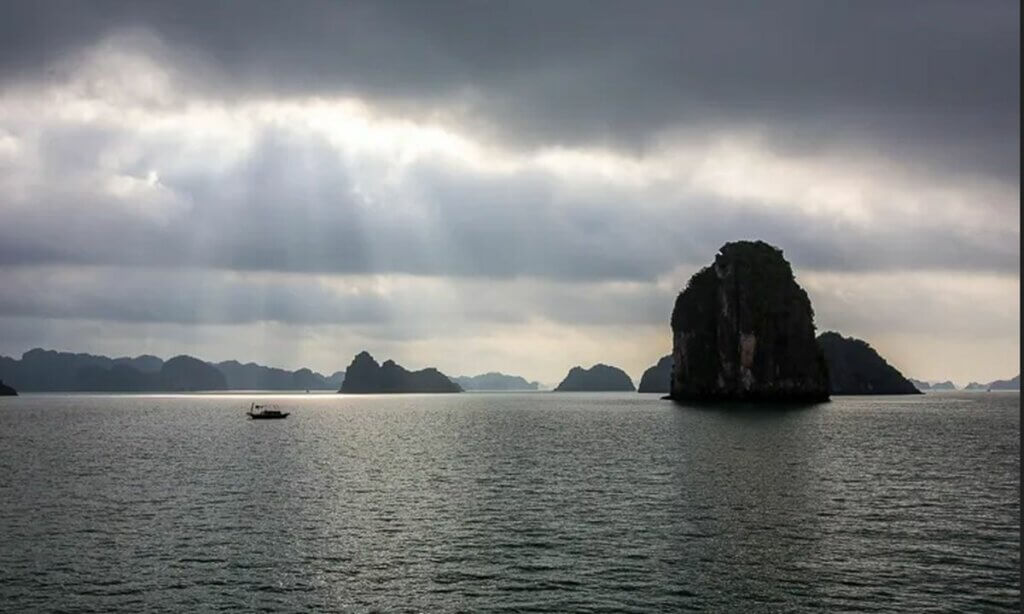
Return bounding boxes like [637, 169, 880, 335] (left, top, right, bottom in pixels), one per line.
[0, 391, 1018, 612]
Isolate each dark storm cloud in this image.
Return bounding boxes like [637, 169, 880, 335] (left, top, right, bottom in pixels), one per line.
[1, 0, 1018, 182]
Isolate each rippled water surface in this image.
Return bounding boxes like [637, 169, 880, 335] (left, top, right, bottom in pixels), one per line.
[0, 392, 1019, 612]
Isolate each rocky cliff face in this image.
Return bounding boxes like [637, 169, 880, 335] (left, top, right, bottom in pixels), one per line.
[0, 380, 16, 396]
[670, 241, 829, 402]
[339, 351, 462, 393]
[816, 332, 920, 395]
[637, 355, 672, 393]
[554, 364, 635, 392]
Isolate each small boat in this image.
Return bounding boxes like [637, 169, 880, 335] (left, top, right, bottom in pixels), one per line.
[246, 402, 290, 420]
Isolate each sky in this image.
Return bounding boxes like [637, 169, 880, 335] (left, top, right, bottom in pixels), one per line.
[0, 0, 1018, 387]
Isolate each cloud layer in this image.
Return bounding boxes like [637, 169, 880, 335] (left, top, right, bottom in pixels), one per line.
[0, 1, 1018, 384]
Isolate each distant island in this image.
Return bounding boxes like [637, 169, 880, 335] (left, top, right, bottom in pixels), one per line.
[817, 332, 920, 395]
[339, 351, 462, 393]
[988, 375, 1020, 390]
[453, 372, 540, 391]
[216, 360, 343, 390]
[554, 364, 635, 392]
[909, 379, 931, 391]
[44, 353, 228, 392]
[669, 241, 830, 402]
[965, 375, 1020, 391]
[909, 379, 957, 391]
[0, 348, 345, 392]
[161, 356, 228, 391]
[0, 380, 16, 396]
[637, 355, 671, 393]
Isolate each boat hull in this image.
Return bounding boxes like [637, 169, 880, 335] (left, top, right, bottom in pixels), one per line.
[247, 412, 290, 420]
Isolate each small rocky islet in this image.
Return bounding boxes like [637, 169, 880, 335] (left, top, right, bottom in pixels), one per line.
[553, 364, 635, 392]
[339, 351, 462, 394]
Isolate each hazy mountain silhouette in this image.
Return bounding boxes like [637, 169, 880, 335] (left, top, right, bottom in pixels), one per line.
[909, 378, 957, 391]
[987, 375, 1020, 390]
[0, 348, 116, 391]
[453, 372, 539, 391]
[112, 354, 164, 373]
[75, 364, 157, 391]
[0, 348, 343, 392]
[554, 364, 635, 392]
[909, 378, 931, 391]
[159, 356, 227, 391]
[216, 360, 343, 390]
[964, 375, 1019, 391]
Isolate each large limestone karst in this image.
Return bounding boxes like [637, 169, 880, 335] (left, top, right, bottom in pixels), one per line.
[669, 241, 830, 402]
[554, 364, 635, 392]
[339, 351, 462, 393]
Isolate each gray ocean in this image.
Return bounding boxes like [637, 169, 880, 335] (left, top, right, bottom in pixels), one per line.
[0, 391, 1019, 612]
